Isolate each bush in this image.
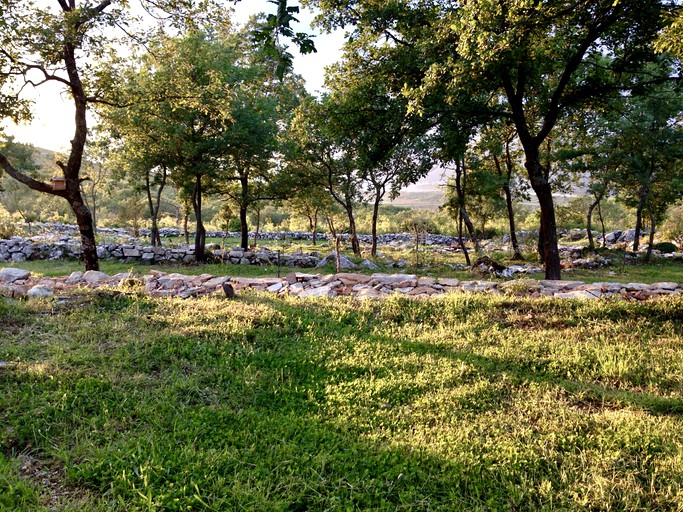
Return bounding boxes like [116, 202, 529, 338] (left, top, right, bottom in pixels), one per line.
[653, 241, 678, 253]
[662, 202, 683, 248]
[0, 207, 17, 239]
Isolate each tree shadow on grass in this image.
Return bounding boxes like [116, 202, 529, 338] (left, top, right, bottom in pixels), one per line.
[2, 291, 683, 510]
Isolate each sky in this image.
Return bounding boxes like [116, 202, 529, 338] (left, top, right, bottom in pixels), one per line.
[2, 1, 346, 152]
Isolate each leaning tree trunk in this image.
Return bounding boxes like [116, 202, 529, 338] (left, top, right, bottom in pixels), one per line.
[69, 188, 99, 271]
[586, 191, 604, 253]
[192, 175, 206, 263]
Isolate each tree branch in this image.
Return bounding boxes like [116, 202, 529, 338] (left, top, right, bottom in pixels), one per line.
[0, 153, 63, 196]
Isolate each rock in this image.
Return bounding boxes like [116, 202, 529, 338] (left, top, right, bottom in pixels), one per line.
[337, 273, 372, 285]
[82, 270, 110, 285]
[203, 276, 231, 289]
[122, 246, 141, 257]
[471, 256, 507, 277]
[289, 282, 305, 295]
[299, 285, 337, 298]
[358, 259, 380, 270]
[356, 287, 387, 299]
[27, 285, 54, 299]
[371, 273, 418, 285]
[649, 282, 679, 291]
[267, 282, 284, 293]
[417, 277, 436, 286]
[10, 253, 27, 262]
[437, 277, 460, 287]
[0, 268, 31, 283]
[554, 290, 600, 299]
[65, 271, 84, 284]
[316, 252, 355, 269]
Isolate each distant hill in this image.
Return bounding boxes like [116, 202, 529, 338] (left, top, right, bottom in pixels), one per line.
[390, 166, 451, 210]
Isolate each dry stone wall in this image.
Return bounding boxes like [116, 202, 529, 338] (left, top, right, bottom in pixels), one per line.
[1, 267, 680, 302]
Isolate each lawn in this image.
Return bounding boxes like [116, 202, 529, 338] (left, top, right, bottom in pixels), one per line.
[1, 290, 683, 510]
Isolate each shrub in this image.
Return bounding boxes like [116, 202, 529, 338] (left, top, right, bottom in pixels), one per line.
[653, 241, 678, 253]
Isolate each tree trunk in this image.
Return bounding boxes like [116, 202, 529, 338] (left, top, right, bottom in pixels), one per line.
[586, 191, 604, 253]
[253, 209, 261, 248]
[502, 182, 522, 260]
[633, 185, 648, 252]
[346, 206, 361, 256]
[458, 210, 471, 266]
[370, 190, 383, 257]
[145, 170, 166, 247]
[597, 202, 606, 248]
[239, 206, 249, 250]
[69, 190, 99, 271]
[645, 206, 656, 262]
[311, 208, 318, 245]
[499, 138, 522, 260]
[192, 175, 206, 262]
[326, 216, 337, 239]
[522, 149, 561, 279]
[454, 160, 480, 253]
[239, 174, 250, 250]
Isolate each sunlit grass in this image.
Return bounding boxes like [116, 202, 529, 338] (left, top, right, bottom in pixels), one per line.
[1, 291, 683, 510]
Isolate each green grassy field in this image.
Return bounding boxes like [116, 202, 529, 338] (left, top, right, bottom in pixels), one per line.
[1, 290, 683, 510]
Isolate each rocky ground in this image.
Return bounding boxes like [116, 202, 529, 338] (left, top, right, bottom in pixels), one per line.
[1, 267, 680, 302]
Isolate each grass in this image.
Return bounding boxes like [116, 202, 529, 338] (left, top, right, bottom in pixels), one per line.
[1, 290, 683, 510]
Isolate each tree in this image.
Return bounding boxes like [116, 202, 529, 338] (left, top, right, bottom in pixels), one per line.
[320, 60, 434, 256]
[0, 0, 313, 269]
[290, 96, 364, 255]
[308, 0, 679, 279]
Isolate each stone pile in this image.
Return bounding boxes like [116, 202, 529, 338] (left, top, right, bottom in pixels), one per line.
[1, 267, 680, 302]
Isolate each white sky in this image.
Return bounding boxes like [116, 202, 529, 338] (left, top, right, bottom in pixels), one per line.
[2, 1, 346, 152]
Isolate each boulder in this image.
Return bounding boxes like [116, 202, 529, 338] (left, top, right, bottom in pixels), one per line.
[371, 273, 418, 285]
[299, 285, 337, 298]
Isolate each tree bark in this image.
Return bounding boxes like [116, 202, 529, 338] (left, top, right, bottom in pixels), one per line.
[192, 175, 206, 262]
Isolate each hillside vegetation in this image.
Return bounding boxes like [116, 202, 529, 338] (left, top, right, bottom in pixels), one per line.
[2, 290, 683, 510]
